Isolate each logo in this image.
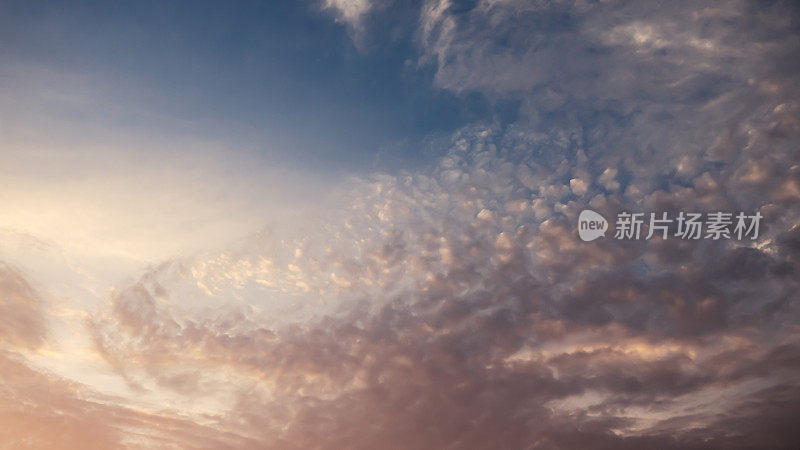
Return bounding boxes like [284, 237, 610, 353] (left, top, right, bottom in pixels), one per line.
[578, 209, 608, 241]
[576, 210, 762, 242]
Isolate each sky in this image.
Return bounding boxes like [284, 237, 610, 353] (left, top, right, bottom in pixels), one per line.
[0, 0, 799, 448]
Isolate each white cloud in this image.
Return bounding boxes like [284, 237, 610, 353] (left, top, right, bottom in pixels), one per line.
[323, 0, 373, 26]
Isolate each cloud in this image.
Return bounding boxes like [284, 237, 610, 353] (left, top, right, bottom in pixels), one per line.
[0, 262, 259, 448]
[0, 263, 47, 350]
[84, 116, 800, 447]
[82, 2, 800, 431]
[323, 0, 373, 26]
[2, 0, 798, 447]
[320, 0, 394, 49]
[0, 350, 262, 449]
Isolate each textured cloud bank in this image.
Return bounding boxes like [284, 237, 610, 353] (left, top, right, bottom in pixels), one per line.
[86, 123, 800, 447]
[4, 0, 800, 448]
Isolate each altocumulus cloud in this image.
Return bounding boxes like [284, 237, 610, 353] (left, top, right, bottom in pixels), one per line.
[3, 0, 800, 448]
[87, 122, 800, 448]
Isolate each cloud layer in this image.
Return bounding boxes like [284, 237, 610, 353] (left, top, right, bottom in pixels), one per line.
[2, 0, 799, 448]
[84, 121, 800, 447]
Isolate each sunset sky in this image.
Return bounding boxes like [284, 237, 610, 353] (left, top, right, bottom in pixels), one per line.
[1, 1, 800, 448]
